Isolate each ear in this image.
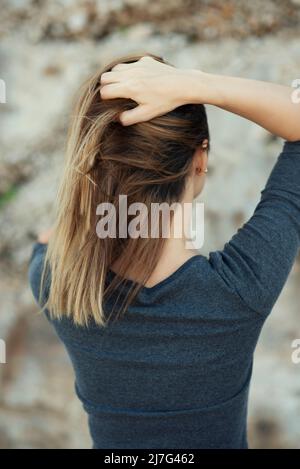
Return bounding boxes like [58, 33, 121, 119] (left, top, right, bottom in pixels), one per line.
[193, 143, 208, 175]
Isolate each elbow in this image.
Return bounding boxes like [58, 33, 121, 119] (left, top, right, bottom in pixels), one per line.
[284, 129, 300, 143]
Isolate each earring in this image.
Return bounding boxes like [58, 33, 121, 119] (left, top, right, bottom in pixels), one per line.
[197, 168, 208, 174]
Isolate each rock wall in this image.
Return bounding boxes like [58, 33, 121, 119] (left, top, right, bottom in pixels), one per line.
[0, 0, 300, 448]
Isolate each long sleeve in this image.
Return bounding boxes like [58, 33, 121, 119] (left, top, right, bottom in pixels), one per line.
[209, 141, 300, 316]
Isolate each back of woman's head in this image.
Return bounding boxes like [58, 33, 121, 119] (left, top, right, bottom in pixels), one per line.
[43, 53, 210, 326]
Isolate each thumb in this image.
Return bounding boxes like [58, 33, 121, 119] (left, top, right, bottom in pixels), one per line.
[119, 105, 152, 126]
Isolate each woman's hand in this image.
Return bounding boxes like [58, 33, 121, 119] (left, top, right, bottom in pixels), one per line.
[37, 227, 53, 244]
[100, 56, 206, 126]
[100, 55, 300, 140]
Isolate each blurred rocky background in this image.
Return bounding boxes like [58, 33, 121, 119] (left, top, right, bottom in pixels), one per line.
[1, 0, 300, 449]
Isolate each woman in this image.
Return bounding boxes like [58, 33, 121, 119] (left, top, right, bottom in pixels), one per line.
[29, 54, 300, 449]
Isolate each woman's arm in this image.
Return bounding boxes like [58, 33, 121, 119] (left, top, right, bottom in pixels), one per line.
[100, 56, 300, 141]
[191, 72, 300, 142]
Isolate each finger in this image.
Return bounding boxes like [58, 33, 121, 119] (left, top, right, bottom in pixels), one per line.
[111, 61, 142, 72]
[140, 55, 156, 62]
[101, 69, 137, 85]
[119, 105, 152, 126]
[100, 83, 129, 100]
[111, 63, 136, 72]
[100, 71, 123, 85]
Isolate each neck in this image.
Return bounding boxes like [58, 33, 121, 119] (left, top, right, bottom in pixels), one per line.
[111, 184, 200, 288]
[145, 187, 199, 287]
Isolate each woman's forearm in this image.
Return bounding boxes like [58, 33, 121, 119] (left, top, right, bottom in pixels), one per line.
[188, 71, 300, 142]
[100, 56, 300, 135]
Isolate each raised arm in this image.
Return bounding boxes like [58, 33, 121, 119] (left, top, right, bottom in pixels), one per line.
[194, 73, 300, 142]
[100, 56, 300, 141]
[101, 56, 300, 317]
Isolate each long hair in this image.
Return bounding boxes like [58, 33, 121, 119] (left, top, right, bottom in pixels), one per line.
[41, 53, 210, 326]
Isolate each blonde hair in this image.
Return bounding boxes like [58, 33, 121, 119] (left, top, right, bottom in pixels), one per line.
[41, 53, 210, 326]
